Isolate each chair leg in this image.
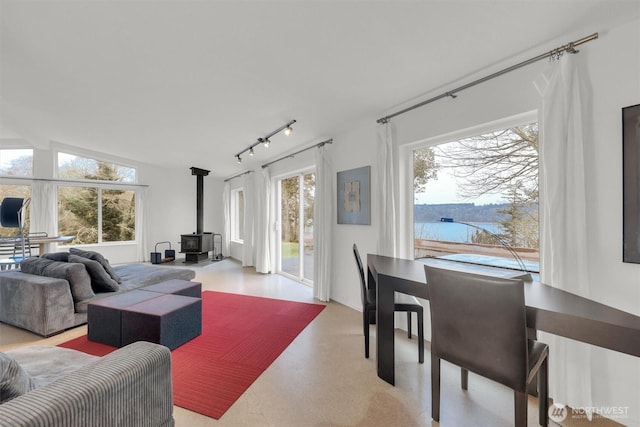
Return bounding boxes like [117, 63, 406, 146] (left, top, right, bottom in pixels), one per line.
[407, 311, 412, 338]
[363, 311, 370, 358]
[431, 355, 441, 422]
[461, 368, 468, 390]
[417, 312, 424, 364]
[515, 390, 527, 427]
[539, 358, 549, 427]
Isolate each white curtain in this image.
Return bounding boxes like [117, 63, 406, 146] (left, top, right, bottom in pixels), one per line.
[29, 181, 57, 254]
[134, 186, 149, 262]
[254, 168, 271, 273]
[222, 182, 231, 257]
[376, 122, 397, 257]
[313, 144, 333, 302]
[535, 54, 593, 413]
[241, 173, 255, 267]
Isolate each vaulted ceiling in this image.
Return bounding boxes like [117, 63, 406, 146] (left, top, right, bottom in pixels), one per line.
[1, 0, 638, 178]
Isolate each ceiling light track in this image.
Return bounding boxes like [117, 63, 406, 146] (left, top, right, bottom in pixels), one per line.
[234, 120, 296, 163]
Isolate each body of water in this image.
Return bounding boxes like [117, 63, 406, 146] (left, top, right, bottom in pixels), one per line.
[415, 222, 503, 243]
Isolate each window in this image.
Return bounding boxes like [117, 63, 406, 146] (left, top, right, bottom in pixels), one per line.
[413, 122, 539, 273]
[231, 189, 244, 242]
[0, 148, 33, 177]
[58, 152, 136, 182]
[57, 152, 137, 244]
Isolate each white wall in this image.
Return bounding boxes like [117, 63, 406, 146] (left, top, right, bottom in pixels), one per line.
[140, 163, 224, 261]
[329, 19, 640, 425]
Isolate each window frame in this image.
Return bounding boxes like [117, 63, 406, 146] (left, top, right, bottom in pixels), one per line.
[399, 111, 539, 266]
[54, 148, 139, 245]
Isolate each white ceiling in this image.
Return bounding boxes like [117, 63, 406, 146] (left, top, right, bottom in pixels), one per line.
[1, 0, 638, 178]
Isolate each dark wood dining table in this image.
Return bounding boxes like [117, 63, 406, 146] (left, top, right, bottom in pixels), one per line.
[367, 254, 640, 386]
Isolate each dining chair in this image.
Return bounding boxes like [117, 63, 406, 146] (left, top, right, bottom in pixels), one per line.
[353, 243, 424, 363]
[424, 264, 548, 427]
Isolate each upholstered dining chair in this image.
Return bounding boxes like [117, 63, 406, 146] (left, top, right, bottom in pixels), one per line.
[353, 244, 424, 363]
[424, 264, 549, 427]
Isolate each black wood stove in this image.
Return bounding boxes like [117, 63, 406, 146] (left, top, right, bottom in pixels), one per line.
[181, 167, 213, 263]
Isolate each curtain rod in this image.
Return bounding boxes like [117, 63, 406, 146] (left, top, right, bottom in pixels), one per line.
[377, 32, 598, 124]
[0, 175, 149, 188]
[223, 170, 254, 182]
[261, 139, 333, 169]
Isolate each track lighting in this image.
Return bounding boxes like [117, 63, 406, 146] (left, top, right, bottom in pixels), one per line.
[233, 119, 296, 163]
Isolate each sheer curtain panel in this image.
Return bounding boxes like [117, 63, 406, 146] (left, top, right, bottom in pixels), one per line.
[313, 144, 333, 302]
[535, 54, 593, 414]
[134, 187, 149, 262]
[254, 168, 271, 273]
[241, 173, 255, 267]
[222, 182, 231, 257]
[376, 122, 397, 257]
[30, 181, 57, 254]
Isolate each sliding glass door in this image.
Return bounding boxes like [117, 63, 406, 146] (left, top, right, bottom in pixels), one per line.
[278, 171, 315, 284]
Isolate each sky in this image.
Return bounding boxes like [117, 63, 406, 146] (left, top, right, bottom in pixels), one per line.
[414, 167, 505, 206]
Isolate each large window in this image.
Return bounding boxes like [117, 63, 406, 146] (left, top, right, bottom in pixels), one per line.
[413, 122, 539, 273]
[231, 189, 244, 242]
[57, 152, 136, 244]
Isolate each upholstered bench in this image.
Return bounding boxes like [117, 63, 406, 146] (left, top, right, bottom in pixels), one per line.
[87, 290, 162, 347]
[120, 294, 202, 350]
[142, 279, 202, 298]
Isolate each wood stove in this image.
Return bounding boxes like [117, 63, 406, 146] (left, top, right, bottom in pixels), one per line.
[181, 167, 213, 263]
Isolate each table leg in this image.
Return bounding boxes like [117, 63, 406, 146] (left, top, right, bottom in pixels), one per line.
[376, 274, 396, 385]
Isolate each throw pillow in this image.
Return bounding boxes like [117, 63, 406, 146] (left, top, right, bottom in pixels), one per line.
[20, 258, 95, 302]
[0, 352, 35, 403]
[68, 254, 119, 292]
[69, 248, 122, 284]
[41, 252, 69, 262]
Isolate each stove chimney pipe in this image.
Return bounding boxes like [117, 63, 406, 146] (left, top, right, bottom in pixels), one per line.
[190, 167, 210, 234]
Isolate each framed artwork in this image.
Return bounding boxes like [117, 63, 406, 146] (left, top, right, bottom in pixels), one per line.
[623, 103, 640, 264]
[337, 166, 371, 225]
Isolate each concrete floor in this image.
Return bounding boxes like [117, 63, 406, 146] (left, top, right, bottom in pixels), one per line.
[0, 259, 625, 426]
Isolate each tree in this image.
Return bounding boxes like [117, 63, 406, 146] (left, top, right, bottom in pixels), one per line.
[435, 124, 538, 200]
[413, 148, 439, 193]
[58, 161, 135, 244]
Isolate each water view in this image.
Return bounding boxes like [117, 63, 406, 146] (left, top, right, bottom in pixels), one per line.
[415, 221, 502, 243]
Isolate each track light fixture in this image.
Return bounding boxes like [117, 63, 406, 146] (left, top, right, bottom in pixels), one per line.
[234, 119, 296, 163]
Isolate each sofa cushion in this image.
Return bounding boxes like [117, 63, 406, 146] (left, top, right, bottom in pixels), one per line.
[69, 248, 122, 284]
[6, 346, 99, 389]
[0, 352, 35, 403]
[20, 258, 95, 302]
[41, 252, 69, 262]
[68, 254, 119, 293]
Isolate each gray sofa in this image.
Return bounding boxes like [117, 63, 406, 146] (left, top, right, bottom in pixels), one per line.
[0, 341, 174, 426]
[0, 261, 196, 336]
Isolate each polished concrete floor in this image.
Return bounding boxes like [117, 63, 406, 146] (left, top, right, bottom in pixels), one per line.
[0, 259, 624, 426]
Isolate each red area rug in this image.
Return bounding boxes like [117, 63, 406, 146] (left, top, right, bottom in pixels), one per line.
[59, 291, 325, 419]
